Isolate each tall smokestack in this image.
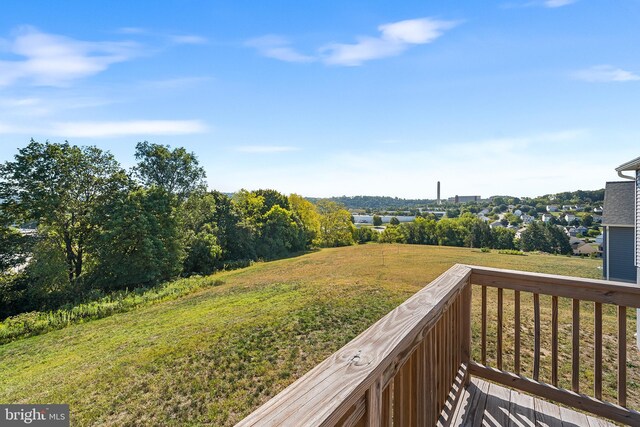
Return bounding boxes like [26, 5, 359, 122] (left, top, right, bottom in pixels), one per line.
[437, 181, 441, 205]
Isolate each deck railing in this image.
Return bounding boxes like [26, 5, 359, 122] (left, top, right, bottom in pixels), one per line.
[237, 264, 640, 426]
[469, 266, 640, 425]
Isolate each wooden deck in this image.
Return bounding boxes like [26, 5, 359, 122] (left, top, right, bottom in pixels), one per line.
[451, 378, 616, 427]
[238, 265, 640, 426]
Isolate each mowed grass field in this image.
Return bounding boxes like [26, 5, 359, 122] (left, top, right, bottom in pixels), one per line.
[1, 244, 634, 426]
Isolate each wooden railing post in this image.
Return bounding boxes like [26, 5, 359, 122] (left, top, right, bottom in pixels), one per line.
[462, 280, 471, 386]
[618, 306, 627, 408]
[367, 378, 382, 427]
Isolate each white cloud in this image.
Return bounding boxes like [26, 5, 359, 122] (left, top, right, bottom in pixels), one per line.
[321, 18, 458, 66]
[544, 0, 577, 7]
[236, 145, 300, 153]
[247, 18, 457, 67]
[0, 26, 140, 87]
[246, 35, 315, 63]
[49, 120, 207, 138]
[572, 65, 640, 82]
[116, 27, 147, 35]
[501, 0, 577, 8]
[169, 35, 207, 45]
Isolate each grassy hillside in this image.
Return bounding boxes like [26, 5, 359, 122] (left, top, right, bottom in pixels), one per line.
[0, 245, 624, 426]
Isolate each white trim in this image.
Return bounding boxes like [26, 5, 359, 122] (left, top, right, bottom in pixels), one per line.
[601, 224, 634, 228]
[606, 225, 610, 280]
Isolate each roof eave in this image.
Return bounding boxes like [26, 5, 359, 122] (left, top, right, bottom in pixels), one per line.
[615, 156, 640, 172]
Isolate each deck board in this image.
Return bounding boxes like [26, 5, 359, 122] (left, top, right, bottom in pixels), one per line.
[454, 378, 617, 427]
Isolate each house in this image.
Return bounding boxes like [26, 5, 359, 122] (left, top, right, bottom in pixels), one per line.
[565, 213, 576, 223]
[602, 181, 636, 283]
[576, 225, 588, 236]
[575, 243, 599, 256]
[541, 213, 553, 222]
[513, 209, 522, 217]
[520, 214, 535, 224]
[567, 227, 577, 237]
[593, 206, 603, 214]
[489, 220, 504, 229]
[546, 205, 558, 212]
[569, 236, 585, 249]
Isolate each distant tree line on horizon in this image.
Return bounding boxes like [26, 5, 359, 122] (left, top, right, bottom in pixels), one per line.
[316, 190, 604, 213]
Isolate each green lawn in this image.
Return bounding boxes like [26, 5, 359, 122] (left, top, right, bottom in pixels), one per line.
[0, 245, 622, 426]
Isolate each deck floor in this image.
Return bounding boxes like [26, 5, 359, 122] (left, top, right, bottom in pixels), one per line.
[450, 378, 616, 427]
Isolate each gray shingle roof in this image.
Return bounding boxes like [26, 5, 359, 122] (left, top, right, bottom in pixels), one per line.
[602, 181, 635, 226]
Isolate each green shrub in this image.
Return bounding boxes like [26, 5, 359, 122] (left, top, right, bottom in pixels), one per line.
[0, 274, 226, 344]
[498, 249, 526, 256]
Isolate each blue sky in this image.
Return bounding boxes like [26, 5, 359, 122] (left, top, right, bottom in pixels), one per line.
[0, 0, 638, 199]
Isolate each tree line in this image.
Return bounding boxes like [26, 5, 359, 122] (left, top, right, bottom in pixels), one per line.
[0, 140, 574, 320]
[0, 140, 354, 318]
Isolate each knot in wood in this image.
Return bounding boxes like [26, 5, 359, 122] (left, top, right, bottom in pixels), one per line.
[347, 350, 371, 367]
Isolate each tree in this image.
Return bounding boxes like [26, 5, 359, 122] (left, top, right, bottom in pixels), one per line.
[0, 140, 129, 283]
[436, 218, 467, 247]
[379, 225, 402, 243]
[210, 191, 255, 262]
[257, 205, 305, 258]
[180, 192, 222, 275]
[546, 223, 572, 254]
[582, 214, 594, 227]
[133, 141, 206, 200]
[492, 227, 516, 250]
[400, 217, 437, 245]
[354, 226, 374, 244]
[389, 216, 400, 226]
[88, 188, 185, 290]
[520, 222, 550, 253]
[316, 200, 354, 247]
[519, 222, 570, 254]
[254, 189, 290, 213]
[289, 194, 321, 247]
[446, 208, 460, 219]
[372, 215, 382, 226]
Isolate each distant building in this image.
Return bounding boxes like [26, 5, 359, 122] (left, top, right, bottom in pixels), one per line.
[546, 205, 558, 212]
[447, 195, 481, 204]
[565, 213, 576, 223]
[602, 181, 636, 283]
[541, 213, 553, 222]
[520, 214, 535, 224]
